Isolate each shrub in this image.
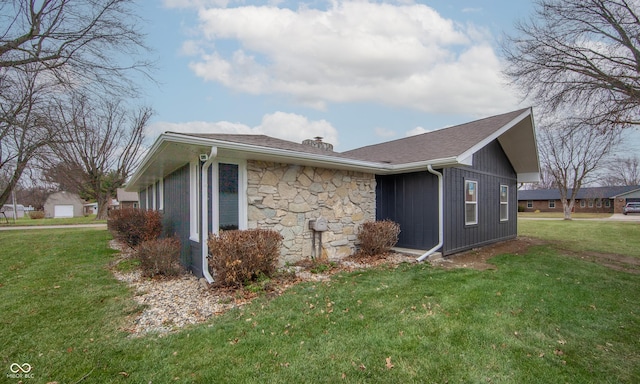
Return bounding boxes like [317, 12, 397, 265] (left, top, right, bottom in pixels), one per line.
[136, 237, 183, 278]
[517, 205, 526, 212]
[108, 208, 162, 248]
[208, 229, 283, 288]
[356, 220, 400, 256]
[29, 211, 45, 219]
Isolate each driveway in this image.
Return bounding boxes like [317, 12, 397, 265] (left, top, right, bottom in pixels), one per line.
[608, 214, 640, 221]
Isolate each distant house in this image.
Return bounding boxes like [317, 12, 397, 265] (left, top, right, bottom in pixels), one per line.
[126, 108, 540, 282]
[1, 204, 25, 219]
[44, 191, 86, 218]
[116, 188, 139, 209]
[517, 186, 640, 214]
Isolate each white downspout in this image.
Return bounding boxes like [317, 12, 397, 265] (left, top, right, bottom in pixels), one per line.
[201, 147, 217, 283]
[417, 165, 444, 262]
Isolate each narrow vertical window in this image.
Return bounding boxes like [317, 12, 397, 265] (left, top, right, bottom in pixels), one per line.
[465, 180, 478, 225]
[527, 200, 533, 209]
[500, 185, 509, 221]
[549, 200, 556, 208]
[218, 163, 239, 231]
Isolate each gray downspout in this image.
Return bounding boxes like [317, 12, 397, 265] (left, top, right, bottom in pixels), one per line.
[417, 165, 443, 262]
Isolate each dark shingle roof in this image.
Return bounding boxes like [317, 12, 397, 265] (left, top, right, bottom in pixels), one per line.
[342, 108, 529, 164]
[518, 186, 640, 200]
[173, 133, 365, 161]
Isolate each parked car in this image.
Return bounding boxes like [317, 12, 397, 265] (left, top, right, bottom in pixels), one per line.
[623, 202, 640, 215]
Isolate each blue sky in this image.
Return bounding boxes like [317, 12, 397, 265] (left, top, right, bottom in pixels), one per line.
[141, 0, 535, 151]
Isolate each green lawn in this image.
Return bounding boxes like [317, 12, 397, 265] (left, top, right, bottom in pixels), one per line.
[0, 214, 106, 227]
[1, 224, 638, 383]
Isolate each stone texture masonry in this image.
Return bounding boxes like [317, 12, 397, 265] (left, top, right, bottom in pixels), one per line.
[246, 160, 376, 264]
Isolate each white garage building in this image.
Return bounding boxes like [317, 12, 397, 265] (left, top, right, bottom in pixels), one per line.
[44, 191, 86, 218]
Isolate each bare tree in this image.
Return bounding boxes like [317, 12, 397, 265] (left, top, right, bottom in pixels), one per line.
[539, 116, 622, 219]
[0, 65, 58, 207]
[502, 0, 640, 130]
[0, 0, 152, 207]
[603, 156, 640, 185]
[47, 94, 152, 219]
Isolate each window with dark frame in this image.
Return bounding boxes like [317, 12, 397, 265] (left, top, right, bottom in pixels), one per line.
[465, 180, 478, 225]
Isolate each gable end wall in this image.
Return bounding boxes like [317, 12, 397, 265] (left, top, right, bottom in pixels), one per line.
[443, 140, 518, 255]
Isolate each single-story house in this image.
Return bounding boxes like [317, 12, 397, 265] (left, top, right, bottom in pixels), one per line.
[127, 108, 540, 282]
[115, 188, 139, 209]
[44, 191, 86, 218]
[1, 204, 25, 219]
[517, 185, 640, 214]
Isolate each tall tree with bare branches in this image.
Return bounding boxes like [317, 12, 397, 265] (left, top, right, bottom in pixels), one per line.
[538, 116, 622, 219]
[603, 156, 640, 186]
[0, 0, 152, 207]
[47, 93, 152, 220]
[502, 0, 640, 130]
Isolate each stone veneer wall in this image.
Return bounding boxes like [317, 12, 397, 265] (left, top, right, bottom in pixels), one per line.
[246, 160, 376, 264]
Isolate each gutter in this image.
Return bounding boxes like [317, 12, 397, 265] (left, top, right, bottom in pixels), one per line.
[417, 165, 444, 262]
[200, 147, 217, 283]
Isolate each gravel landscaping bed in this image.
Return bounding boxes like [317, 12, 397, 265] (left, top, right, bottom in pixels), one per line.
[108, 239, 417, 337]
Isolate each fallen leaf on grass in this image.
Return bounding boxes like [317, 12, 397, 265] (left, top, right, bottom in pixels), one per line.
[385, 357, 394, 369]
[118, 372, 129, 377]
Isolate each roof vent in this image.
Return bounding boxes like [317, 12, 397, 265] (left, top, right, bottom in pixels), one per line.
[302, 136, 334, 151]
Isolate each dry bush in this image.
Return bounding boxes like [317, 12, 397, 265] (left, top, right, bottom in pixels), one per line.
[108, 208, 162, 248]
[356, 220, 400, 256]
[29, 211, 45, 219]
[136, 237, 184, 277]
[208, 229, 283, 288]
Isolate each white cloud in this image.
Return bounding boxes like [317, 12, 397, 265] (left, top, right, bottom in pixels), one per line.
[182, 1, 517, 115]
[405, 126, 429, 137]
[374, 127, 396, 138]
[148, 111, 339, 147]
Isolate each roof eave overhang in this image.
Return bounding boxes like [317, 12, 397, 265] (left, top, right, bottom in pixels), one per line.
[126, 133, 469, 190]
[457, 108, 541, 183]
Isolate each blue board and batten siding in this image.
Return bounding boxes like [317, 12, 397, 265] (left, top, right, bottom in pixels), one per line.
[158, 164, 203, 276]
[376, 171, 439, 249]
[376, 140, 518, 255]
[443, 141, 517, 255]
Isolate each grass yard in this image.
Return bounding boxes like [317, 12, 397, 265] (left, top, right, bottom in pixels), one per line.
[0, 214, 106, 227]
[1, 224, 639, 383]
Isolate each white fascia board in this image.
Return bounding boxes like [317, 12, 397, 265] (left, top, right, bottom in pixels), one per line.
[125, 134, 169, 191]
[456, 108, 532, 164]
[379, 157, 460, 174]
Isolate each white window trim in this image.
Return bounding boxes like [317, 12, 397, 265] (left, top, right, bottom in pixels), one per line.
[549, 200, 556, 208]
[190, 159, 200, 242]
[500, 185, 509, 222]
[580, 200, 586, 208]
[151, 182, 156, 210]
[211, 158, 247, 234]
[527, 200, 533, 209]
[158, 177, 164, 210]
[605, 199, 611, 208]
[465, 180, 478, 226]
